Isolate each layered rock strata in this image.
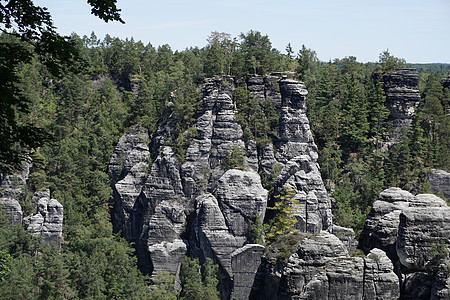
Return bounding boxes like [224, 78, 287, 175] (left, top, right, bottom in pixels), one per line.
[427, 169, 450, 200]
[109, 75, 333, 298]
[249, 233, 399, 299]
[378, 68, 421, 142]
[0, 169, 64, 249]
[23, 190, 64, 250]
[274, 79, 332, 233]
[0, 165, 30, 225]
[359, 187, 450, 299]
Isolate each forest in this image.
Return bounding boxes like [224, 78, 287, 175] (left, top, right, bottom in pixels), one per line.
[0, 25, 449, 299]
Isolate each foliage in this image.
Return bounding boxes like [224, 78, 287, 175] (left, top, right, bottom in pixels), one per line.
[430, 240, 449, 266]
[264, 231, 306, 263]
[377, 49, 406, 72]
[222, 144, 246, 170]
[234, 86, 279, 145]
[0, 249, 11, 281]
[0, 0, 123, 173]
[265, 186, 298, 243]
[248, 215, 265, 245]
[148, 271, 178, 300]
[0, 26, 449, 297]
[179, 257, 219, 300]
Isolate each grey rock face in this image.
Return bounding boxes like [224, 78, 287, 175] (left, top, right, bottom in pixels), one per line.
[428, 169, 450, 200]
[193, 170, 268, 299]
[250, 233, 399, 300]
[274, 79, 332, 233]
[332, 225, 358, 253]
[1, 166, 64, 249]
[23, 191, 64, 249]
[109, 75, 333, 298]
[396, 204, 450, 271]
[216, 169, 268, 236]
[0, 163, 31, 225]
[359, 187, 450, 299]
[379, 68, 421, 141]
[359, 187, 413, 258]
[231, 244, 265, 300]
[108, 125, 150, 241]
[0, 197, 23, 225]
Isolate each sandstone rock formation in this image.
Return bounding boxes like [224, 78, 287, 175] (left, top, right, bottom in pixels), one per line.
[358, 187, 414, 259]
[374, 68, 420, 146]
[0, 189, 23, 226]
[249, 233, 399, 299]
[359, 187, 450, 299]
[109, 74, 333, 298]
[274, 79, 332, 233]
[0, 167, 64, 249]
[378, 68, 421, 142]
[0, 164, 30, 225]
[428, 169, 450, 200]
[23, 190, 64, 250]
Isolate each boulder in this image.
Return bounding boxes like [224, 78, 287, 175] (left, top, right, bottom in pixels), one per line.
[216, 169, 268, 236]
[332, 225, 358, 253]
[396, 205, 450, 270]
[359, 187, 413, 258]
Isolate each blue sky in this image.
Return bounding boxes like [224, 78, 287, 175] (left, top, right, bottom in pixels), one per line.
[36, 0, 450, 63]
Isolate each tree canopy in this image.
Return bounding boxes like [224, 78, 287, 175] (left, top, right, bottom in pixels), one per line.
[0, 0, 123, 173]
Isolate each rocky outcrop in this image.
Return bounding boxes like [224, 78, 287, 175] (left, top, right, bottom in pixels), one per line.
[274, 79, 332, 233]
[428, 169, 450, 200]
[109, 74, 333, 298]
[23, 190, 64, 250]
[0, 164, 31, 225]
[378, 68, 421, 142]
[249, 233, 399, 299]
[332, 225, 358, 253]
[359, 187, 450, 299]
[1, 165, 64, 249]
[359, 187, 414, 259]
[244, 72, 296, 108]
[231, 244, 265, 300]
[0, 187, 23, 226]
[396, 194, 449, 271]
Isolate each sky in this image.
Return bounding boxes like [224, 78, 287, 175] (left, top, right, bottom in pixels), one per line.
[35, 0, 450, 63]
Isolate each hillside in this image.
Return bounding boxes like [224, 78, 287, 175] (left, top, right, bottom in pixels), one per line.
[1, 32, 449, 299]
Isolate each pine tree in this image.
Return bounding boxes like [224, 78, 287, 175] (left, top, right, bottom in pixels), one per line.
[340, 73, 369, 155]
[266, 186, 298, 242]
[179, 257, 205, 300]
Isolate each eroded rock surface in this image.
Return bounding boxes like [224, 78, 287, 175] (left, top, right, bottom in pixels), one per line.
[274, 79, 332, 233]
[428, 169, 450, 200]
[359, 187, 413, 259]
[23, 190, 64, 249]
[0, 164, 30, 225]
[1, 165, 64, 249]
[109, 75, 333, 298]
[378, 68, 421, 142]
[250, 233, 399, 300]
[359, 187, 450, 299]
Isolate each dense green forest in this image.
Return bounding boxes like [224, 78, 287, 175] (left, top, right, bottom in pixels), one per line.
[1, 27, 449, 298]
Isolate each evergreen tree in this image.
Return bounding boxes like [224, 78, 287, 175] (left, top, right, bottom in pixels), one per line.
[266, 186, 298, 242]
[179, 257, 219, 300]
[148, 272, 178, 300]
[340, 73, 369, 155]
